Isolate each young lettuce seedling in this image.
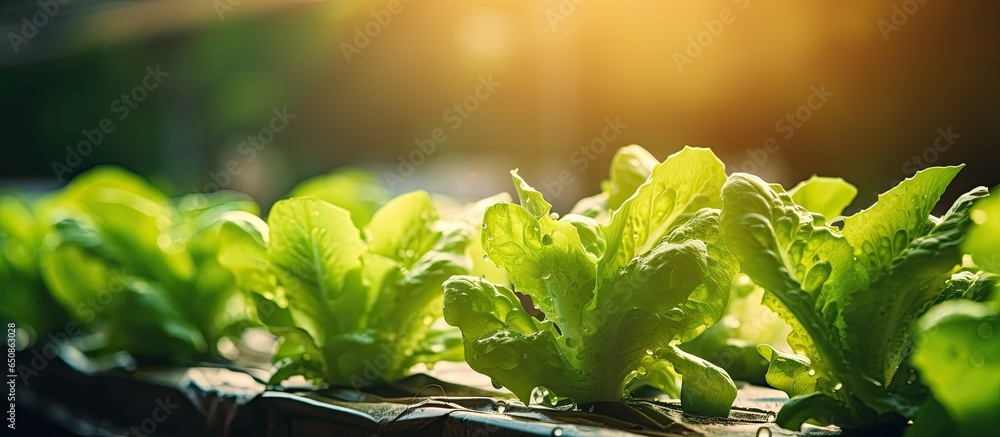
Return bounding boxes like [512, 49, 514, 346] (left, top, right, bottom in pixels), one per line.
[719, 166, 991, 430]
[40, 167, 257, 362]
[0, 194, 72, 337]
[218, 191, 483, 387]
[444, 147, 739, 416]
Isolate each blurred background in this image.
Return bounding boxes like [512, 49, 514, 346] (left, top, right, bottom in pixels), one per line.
[1, 0, 998, 213]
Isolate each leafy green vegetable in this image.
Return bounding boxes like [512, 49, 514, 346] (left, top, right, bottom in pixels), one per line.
[910, 299, 999, 437]
[445, 147, 739, 416]
[286, 167, 390, 228]
[39, 167, 256, 362]
[570, 145, 658, 222]
[0, 194, 71, 337]
[219, 191, 478, 386]
[909, 188, 1000, 437]
[720, 165, 989, 430]
[788, 175, 858, 220]
[963, 187, 1000, 273]
[679, 274, 791, 386]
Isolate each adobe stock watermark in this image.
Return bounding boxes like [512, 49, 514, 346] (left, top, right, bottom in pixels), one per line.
[50, 65, 170, 182]
[214, 0, 243, 21]
[341, 0, 409, 63]
[383, 74, 501, 189]
[672, 0, 750, 73]
[125, 397, 180, 437]
[194, 106, 296, 194]
[545, 0, 588, 31]
[877, 0, 930, 41]
[348, 343, 399, 392]
[539, 116, 628, 200]
[7, 0, 71, 54]
[736, 84, 833, 174]
[878, 126, 959, 195]
[15, 266, 126, 386]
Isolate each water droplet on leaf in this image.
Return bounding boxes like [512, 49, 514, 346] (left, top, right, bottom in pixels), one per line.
[977, 322, 994, 339]
[969, 351, 986, 367]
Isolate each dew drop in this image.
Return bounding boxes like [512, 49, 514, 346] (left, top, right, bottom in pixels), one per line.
[155, 215, 172, 232]
[522, 353, 528, 359]
[646, 349, 654, 356]
[765, 411, 777, 422]
[969, 351, 986, 367]
[541, 234, 553, 245]
[482, 223, 488, 229]
[756, 427, 772, 437]
[156, 233, 172, 249]
[549, 212, 559, 220]
[552, 428, 563, 436]
[565, 337, 577, 348]
[492, 379, 504, 390]
[977, 322, 994, 340]
[483, 254, 490, 262]
[632, 231, 640, 240]
[807, 369, 816, 376]
[496, 400, 507, 414]
[833, 382, 843, 391]
[971, 209, 988, 225]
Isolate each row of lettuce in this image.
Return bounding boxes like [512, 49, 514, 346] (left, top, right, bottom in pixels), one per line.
[1, 146, 996, 434]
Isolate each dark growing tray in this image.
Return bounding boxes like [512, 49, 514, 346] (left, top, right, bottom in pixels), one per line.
[18, 347, 841, 436]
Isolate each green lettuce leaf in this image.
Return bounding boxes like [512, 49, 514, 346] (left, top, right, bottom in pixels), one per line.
[911, 300, 1000, 436]
[0, 194, 71, 337]
[286, 167, 390, 228]
[788, 175, 858, 220]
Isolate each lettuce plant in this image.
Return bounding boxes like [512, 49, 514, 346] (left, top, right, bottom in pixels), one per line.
[219, 191, 479, 386]
[909, 188, 1000, 436]
[719, 165, 990, 430]
[285, 167, 390, 228]
[569, 144, 659, 223]
[444, 147, 739, 416]
[682, 175, 856, 384]
[0, 195, 71, 337]
[39, 167, 256, 362]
